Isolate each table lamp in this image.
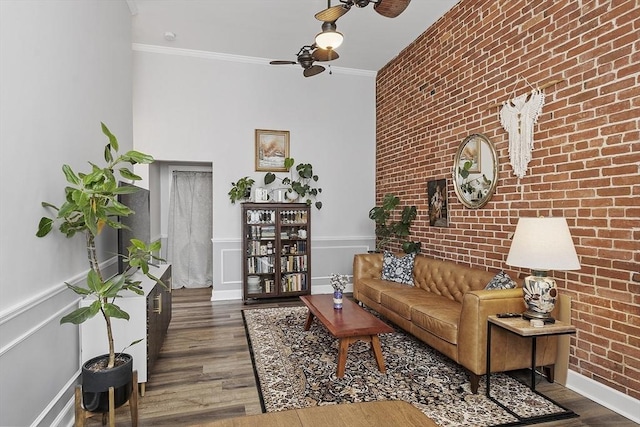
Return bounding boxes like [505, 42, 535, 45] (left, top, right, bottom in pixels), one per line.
[506, 217, 580, 320]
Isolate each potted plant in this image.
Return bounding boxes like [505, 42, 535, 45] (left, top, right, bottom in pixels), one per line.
[264, 157, 323, 209]
[228, 176, 255, 204]
[36, 123, 162, 413]
[368, 193, 421, 253]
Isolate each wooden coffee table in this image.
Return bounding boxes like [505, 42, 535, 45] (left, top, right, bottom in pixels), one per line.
[300, 294, 394, 378]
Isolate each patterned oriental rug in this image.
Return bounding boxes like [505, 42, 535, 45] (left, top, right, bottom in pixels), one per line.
[242, 306, 577, 427]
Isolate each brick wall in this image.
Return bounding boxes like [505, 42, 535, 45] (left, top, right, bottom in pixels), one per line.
[376, 0, 639, 398]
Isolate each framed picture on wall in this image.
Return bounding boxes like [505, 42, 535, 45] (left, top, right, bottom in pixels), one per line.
[255, 129, 290, 172]
[427, 179, 448, 227]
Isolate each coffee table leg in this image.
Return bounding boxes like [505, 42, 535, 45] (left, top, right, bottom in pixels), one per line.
[303, 310, 315, 331]
[337, 338, 351, 377]
[371, 335, 386, 374]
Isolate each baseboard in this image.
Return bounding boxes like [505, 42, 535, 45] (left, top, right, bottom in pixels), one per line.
[211, 289, 241, 301]
[211, 284, 354, 302]
[566, 370, 640, 423]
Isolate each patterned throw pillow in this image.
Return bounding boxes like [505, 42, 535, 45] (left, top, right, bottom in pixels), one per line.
[485, 270, 516, 290]
[381, 251, 416, 285]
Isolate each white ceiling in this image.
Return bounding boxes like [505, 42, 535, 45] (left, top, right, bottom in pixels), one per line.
[130, 0, 459, 72]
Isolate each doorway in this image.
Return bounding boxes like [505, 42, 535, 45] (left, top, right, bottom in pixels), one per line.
[167, 170, 213, 288]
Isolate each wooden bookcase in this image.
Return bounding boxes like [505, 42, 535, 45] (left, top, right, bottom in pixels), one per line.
[242, 203, 311, 302]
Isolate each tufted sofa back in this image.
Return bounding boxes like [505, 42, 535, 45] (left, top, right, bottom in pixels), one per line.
[352, 252, 506, 304]
[412, 256, 497, 304]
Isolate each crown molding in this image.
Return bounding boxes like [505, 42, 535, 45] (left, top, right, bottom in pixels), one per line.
[131, 44, 376, 78]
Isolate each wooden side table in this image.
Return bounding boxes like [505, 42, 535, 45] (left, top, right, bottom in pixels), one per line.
[486, 315, 577, 422]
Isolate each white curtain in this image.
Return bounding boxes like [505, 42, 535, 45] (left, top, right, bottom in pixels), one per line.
[167, 171, 213, 288]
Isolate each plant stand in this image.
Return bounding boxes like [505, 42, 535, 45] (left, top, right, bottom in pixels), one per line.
[74, 370, 139, 427]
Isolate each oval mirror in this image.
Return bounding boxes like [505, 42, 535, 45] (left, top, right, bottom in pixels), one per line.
[452, 134, 498, 209]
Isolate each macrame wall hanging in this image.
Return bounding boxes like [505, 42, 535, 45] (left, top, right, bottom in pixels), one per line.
[490, 77, 564, 188]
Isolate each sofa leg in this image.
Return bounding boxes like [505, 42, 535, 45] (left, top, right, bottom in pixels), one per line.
[543, 365, 555, 383]
[469, 373, 480, 394]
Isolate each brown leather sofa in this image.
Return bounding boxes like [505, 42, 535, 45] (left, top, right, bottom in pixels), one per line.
[353, 252, 558, 393]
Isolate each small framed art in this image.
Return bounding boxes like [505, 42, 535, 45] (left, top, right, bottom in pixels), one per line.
[255, 129, 290, 172]
[427, 179, 448, 227]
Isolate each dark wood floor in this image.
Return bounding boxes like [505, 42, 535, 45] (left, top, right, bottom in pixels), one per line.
[85, 287, 637, 426]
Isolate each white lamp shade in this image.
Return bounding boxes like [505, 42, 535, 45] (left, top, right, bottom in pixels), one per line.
[506, 217, 581, 271]
[315, 30, 343, 50]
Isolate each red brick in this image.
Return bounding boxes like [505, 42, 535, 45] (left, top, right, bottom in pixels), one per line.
[376, 0, 637, 397]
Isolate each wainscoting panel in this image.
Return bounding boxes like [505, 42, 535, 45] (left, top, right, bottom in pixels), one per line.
[0, 258, 117, 427]
[311, 240, 372, 279]
[211, 236, 374, 301]
[0, 283, 79, 427]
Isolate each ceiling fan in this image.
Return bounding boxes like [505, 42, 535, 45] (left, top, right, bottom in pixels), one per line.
[269, 44, 339, 77]
[315, 0, 412, 22]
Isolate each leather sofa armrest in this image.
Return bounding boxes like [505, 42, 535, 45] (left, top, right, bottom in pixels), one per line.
[457, 288, 526, 375]
[353, 253, 383, 300]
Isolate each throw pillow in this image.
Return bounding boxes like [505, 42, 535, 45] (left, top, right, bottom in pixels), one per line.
[485, 270, 516, 290]
[381, 251, 415, 285]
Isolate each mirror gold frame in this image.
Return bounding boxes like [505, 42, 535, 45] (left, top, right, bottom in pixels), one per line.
[452, 134, 498, 209]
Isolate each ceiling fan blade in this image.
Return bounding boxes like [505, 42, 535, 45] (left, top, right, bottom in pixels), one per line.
[303, 65, 325, 77]
[270, 60, 297, 65]
[312, 48, 339, 62]
[315, 5, 350, 22]
[373, 0, 411, 18]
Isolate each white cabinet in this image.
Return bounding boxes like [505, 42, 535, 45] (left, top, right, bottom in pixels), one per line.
[80, 264, 172, 393]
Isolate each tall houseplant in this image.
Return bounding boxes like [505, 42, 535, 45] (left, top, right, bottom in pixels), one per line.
[36, 123, 162, 370]
[369, 193, 421, 253]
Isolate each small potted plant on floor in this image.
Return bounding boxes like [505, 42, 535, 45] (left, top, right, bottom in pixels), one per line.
[36, 123, 163, 413]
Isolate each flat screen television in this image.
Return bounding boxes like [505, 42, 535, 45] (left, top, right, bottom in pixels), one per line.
[117, 182, 151, 274]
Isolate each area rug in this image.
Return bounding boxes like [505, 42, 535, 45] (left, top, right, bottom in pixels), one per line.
[243, 306, 577, 427]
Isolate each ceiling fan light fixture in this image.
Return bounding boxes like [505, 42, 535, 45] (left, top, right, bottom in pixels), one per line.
[315, 22, 343, 50]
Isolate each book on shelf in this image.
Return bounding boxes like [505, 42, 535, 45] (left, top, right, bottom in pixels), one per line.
[281, 273, 307, 292]
[280, 255, 307, 273]
[247, 225, 276, 240]
[247, 256, 275, 274]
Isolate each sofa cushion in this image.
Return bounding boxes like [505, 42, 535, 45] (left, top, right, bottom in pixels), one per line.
[358, 278, 408, 304]
[411, 302, 461, 345]
[485, 270, 517, 290]
[381, 251, 415, 285]
[379, 287, 449, 320]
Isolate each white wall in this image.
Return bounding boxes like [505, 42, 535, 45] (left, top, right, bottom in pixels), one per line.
[0, 1, 133, 425]
[132, 47, 377, 298]
[0, 5, 376, 424]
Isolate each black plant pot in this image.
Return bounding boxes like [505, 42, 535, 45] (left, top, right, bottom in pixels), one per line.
[81, 353, 133, 413]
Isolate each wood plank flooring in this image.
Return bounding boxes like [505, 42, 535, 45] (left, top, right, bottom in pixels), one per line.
[84, 287, 637, 426]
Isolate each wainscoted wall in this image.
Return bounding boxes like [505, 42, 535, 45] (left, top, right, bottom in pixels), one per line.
[0, 284, 79, 427]
[0, 260, 118, 427]
[0, 1, 134, 425]
[133, 47, 377, 300]
[375, 0, 639, 419]
[212, 237, 374, 300]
